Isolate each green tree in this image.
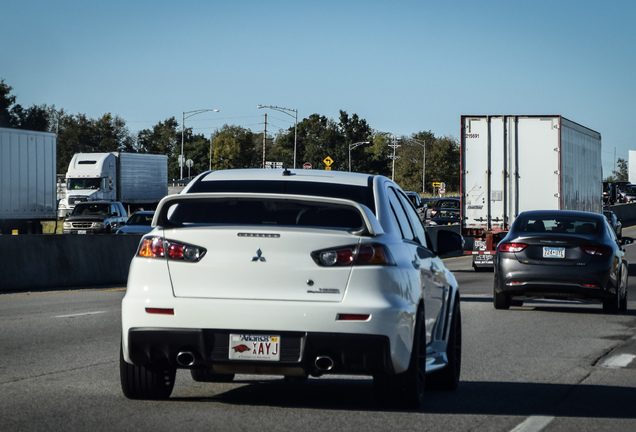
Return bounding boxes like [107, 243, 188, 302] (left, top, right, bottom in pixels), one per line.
[136, 118, 180, 177]
[613, 158, 628, 181]
[211, 125, 259, 170]
[0, 78, 18, 128]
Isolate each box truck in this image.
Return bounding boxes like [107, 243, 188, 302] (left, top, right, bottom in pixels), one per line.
[0, 127, 57, 234]
[58, 152, 168, 216]
[461, 115, 602, 270]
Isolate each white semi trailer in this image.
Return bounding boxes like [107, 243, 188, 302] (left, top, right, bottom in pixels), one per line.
[0, 127, 57, 234]
[58, 152, 168, 216]
[460, 115, 603, 270]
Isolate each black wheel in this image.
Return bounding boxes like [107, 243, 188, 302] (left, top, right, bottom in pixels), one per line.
[190, 367, 235, 382]
[427, 298, 461, 391]
[120, 343, 176, 400]
[602, 285, 620, 314]
[493, 280, 511, 310]
[619, 263, 628, 312]
[374, 306, 425, 409]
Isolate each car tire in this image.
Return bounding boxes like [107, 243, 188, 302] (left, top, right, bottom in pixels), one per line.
[619, 263, 629, 312]
[427, 297, 461, 391]
[120, 343, 176, 400]
[190, 368, 235, 383]
[373, 306, 425, 409]
[602, 285, 621, 314]
[493, 281, 511, 310]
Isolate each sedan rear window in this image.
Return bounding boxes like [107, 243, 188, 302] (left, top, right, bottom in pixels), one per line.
[186, 179, 376, 214]
[517, 216, 599, 234]
[161, 198, 364, 230]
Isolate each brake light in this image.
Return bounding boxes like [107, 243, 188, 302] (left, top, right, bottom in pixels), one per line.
[312, 244, 394, 267]
[498, 242, 527, 253]
[137, 237, 206, 262]
[580, 245, 612, 256]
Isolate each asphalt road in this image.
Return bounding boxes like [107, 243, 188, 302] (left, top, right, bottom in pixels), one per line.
[2, 229, 636, 432]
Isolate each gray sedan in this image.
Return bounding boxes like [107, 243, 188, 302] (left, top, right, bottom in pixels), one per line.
[493, 210, 631, 314]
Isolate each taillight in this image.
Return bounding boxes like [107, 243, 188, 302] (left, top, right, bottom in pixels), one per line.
[312, 244, 394, 267]
[498, 242, 527, 253]
[137, 237, 206, 262]
[580, 245, 612, 256]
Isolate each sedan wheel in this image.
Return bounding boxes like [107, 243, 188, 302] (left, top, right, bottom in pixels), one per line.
[427, 298, 461, 390]
[493, 278, 511, 310]
[619, 263, 629, 312]
[120, 342, 176, 400]
[374, 307, 425, 409]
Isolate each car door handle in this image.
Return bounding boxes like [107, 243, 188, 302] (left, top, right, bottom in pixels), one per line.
[412, 257, 421, 269]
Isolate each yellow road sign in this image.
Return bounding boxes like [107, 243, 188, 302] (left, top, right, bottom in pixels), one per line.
[323, 156, 333, 167]
[432, 182, 442, 187]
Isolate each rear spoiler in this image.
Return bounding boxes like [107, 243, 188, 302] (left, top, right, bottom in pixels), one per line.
[152, 192, 385, 237]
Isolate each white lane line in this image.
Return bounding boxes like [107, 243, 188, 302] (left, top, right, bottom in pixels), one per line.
[510, 416, 555, 432]
[54, 311, 107, 318]
[602, 353, 636, 369]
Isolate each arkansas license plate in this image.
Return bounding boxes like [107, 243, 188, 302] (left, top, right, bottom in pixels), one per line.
[543, 246, 565, 258]
[229, 334, 280, 361]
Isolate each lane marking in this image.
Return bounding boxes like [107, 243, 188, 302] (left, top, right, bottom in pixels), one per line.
[602, 353, 636, 369]
[510, 416, 555, 432]
[54, 311, 108, 318]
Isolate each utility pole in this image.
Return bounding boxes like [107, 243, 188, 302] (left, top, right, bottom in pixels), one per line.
[389, 135, 401, 181]
[262, 113, 267, 169]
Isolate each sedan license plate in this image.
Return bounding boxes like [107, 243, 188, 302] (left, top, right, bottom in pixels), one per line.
[543, 246, 565, 259]
[229, 334, 280, 361]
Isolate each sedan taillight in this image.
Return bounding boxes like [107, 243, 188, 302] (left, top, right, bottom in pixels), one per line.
[311, 244, 394, 267]
[498, 242, 527, 253]
[137, 237, 206, 262]
[580, 245, 612, 256]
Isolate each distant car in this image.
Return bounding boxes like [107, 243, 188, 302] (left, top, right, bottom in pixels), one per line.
[120, 169, 464, 408]
[116, 211, 155, 235]
[429, 198, 460, 218]
[619, 184, 636, 203]
[614, 181, 631, 203]
[603, 209, 622, 239]
[62, 201, 128, 234]
[493, 209, 630, 314]
[428, 208, 460, 226]
[404, 191, 427, 221]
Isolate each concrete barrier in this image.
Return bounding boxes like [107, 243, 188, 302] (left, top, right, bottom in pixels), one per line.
[0, 235, 142, 292]
[2, 204, 634, 293]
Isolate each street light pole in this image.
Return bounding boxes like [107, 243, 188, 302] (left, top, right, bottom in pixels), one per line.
[257, 105, 298, 168]
[348, 141, 371, 172]
[181, 109, 219, 179]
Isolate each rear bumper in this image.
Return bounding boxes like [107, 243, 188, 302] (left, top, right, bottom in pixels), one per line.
[126, 328, 392, 376]
[494, 259, 617, 302]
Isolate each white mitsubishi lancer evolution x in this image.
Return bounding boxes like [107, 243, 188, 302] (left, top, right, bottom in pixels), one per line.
[120, 169, 463, 408]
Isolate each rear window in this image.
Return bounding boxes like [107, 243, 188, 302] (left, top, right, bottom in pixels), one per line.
[186, 179, 376, 214]
[161, 198, 364, 230]
[516, 216, 600, 234]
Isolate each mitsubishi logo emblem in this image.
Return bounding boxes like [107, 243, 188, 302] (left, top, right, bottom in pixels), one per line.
[251, 248, 266, 262]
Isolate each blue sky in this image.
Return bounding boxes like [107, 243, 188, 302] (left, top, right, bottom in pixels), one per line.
[3, 1, 634, 176]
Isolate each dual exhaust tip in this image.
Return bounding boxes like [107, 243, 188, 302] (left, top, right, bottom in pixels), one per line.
[176, 351, 335, 373]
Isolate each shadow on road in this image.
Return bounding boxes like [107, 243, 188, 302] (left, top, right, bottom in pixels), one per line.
[171, 376, 636, 418]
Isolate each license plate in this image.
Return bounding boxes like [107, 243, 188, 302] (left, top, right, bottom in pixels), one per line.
[543, 246, 565, 258]
[229, 334, 280, 361]
[78, 230, 87, 234]
[475, 254, 493, 262]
